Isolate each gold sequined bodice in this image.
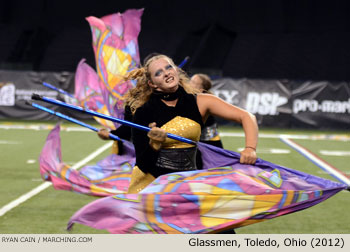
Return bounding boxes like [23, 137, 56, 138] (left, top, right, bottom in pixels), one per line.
[160, 116, 201, 149]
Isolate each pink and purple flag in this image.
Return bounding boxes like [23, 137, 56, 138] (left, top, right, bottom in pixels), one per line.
[38, 123, 347, 233]
[74, 9, 143, 129]
[67, 142, 348, 233]
[39, 124, 135, 196]
[39, 9, 144, 197]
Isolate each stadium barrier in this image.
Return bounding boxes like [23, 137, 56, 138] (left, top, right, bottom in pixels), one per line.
[0, 70, 349, 129]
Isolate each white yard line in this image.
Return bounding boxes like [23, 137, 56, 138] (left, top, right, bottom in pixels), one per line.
[0, 124, 90, 131]
[320, 150, 350, 156]
[220, 132, 309, 139]
[220, 132, 350, 141]
[0, 140, 21, 144]
[280, 137, 350, 186]
[237, 147, 291, 154]
[0, 141, 113, 217]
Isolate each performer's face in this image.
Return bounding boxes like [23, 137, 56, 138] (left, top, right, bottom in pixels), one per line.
[147, 57, 179, 93]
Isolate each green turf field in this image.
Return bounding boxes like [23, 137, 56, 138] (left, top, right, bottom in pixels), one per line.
[0, 121, 349, 234]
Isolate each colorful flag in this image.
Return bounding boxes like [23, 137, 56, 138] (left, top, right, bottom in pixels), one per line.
[74, 59, 115, 128]
[39, 124, 135, 196]
[74, 9, 143, 129]
[67, 142, 348, 233]
[39, 9, 143, 196]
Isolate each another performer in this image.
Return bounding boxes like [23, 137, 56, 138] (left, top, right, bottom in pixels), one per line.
[190, 73, 224, 148]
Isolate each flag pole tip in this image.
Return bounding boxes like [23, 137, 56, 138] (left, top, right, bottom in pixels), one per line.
[31, 93, 42, 100]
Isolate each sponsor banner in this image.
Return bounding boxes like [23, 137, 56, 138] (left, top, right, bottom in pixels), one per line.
[213, 78, 350, 129]
[1, 70, 349, 129]
[0, 70, 91, 120]
[291, 81, 350, 129]
[212, 78, 292, 127]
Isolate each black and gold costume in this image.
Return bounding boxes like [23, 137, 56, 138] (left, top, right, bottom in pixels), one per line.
[132, 86, 204, 178]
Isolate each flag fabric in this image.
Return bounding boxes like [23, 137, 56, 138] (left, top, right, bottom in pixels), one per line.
[74, 9, 143, 129]
[67, 141, 348, 233]
[39, 9, 144, 196]
[39, 124, 135, 196]
[74, 59, 114, 129]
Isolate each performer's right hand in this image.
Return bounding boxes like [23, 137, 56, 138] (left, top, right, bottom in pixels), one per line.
[147, 122, 167, 151]
[98, 128, 110, 140]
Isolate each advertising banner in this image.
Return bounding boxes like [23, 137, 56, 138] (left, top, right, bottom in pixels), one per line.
[0, 70, 91, 120]
[1, 70, 349, 129]
[291, 80, 350, 129]
[213, 78, 349, 129]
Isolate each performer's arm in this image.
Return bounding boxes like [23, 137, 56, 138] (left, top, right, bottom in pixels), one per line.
[197, 93, 258, 164]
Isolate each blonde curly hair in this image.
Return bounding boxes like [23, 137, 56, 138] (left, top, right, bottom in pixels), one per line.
[124, 54, 198, 113]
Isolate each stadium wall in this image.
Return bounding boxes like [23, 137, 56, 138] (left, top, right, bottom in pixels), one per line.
[0, 70, 349, 129]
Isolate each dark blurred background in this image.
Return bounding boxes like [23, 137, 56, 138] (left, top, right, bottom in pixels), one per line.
[1, 0, 350, 81]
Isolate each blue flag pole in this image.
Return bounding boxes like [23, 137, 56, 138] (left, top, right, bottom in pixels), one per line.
[178, 56, 190, 68]
[27, 101, 121, 141]
[31, 94, 196, 145]
[43, 82, 77, 99]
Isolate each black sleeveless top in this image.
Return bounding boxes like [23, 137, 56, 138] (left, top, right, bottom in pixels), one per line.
[132, 86, 204, 177]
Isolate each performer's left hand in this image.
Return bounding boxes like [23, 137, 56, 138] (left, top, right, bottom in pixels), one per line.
[240, 147, 257, 164]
